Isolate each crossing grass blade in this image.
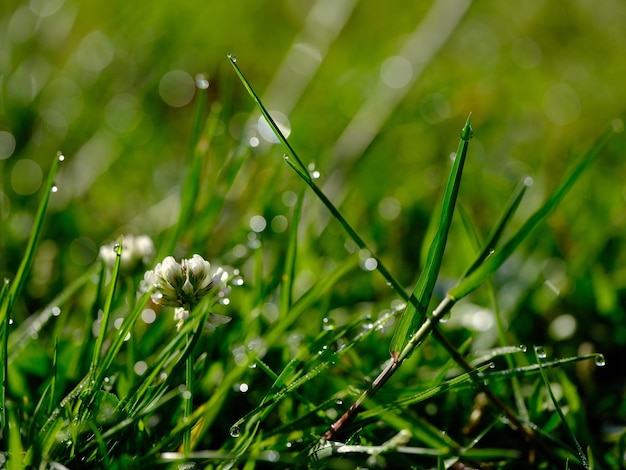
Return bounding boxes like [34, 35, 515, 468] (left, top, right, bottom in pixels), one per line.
[389, 115, 472, 358]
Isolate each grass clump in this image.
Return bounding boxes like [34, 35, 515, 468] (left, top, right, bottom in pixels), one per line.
[0, 52, 622, 470]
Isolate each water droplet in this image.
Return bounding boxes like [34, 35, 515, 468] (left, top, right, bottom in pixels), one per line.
[57, 152, 65, 162]
[535, 346, 547, 359]
[8, 319, 14, 325]
[595, 354, 606, 367]
[519, 344, 527, 353]
[322, 317, 335, 331]
[51, 306, 61, 316]
[195, 74, 209, 89]
[335, 399, 343, 406]
[232, 276, 244, 286]
[439, 311, 451, 323]
[360, 257, 378, 271]
[264, 450, 280, 462]
[306, 163, 321, 179]
[229, 424, 241, 438]
[51, 184, 58, 193]
[228, 54, 237, 63]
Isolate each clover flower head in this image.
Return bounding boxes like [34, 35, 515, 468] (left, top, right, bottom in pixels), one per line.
[143, 254, 235, 329]
[99, 235, 155, 272]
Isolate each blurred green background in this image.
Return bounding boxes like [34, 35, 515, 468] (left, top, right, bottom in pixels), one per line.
[1, 0, 625, 454]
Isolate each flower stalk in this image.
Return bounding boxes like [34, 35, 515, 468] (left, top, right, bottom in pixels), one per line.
[142, 253, 234, 453]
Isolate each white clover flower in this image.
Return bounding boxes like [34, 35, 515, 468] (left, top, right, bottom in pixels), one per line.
[99, 235, 155, 272]
[143, 254, 234, 329]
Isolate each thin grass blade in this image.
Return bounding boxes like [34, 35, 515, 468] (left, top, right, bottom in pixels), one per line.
[229, 55, 308, 175]
[390, 115, 473, 358]
[89, 239, 122, 381]
[1, 152, 64, 322]
[460, 176, 531, 279]
[449, 128, 613, 301]
[278, 187, 304, 319]
[231, 56, 407, 308]
[1, 279, 9, 443]
[534, 347, 589, 469]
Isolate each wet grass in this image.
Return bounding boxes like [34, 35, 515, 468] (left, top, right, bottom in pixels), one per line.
[2, 1, 626, 468]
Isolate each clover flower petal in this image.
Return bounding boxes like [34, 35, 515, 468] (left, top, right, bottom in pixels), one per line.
[143, 254, 237, 329]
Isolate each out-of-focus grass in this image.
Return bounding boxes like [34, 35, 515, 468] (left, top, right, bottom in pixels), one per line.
[1, 0, 625, 467]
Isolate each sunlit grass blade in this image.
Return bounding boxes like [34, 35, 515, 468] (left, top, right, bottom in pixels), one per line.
[449, 127, 614, 301]
[230, 56, 406, 298]
[229, 55, 307, 175]
[1, 152, 64, 322]
[390, 115, 472, 357]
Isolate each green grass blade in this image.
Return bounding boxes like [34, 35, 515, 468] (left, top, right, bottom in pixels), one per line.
[458, 196, 529, 419]
[229, 55, 308, 175]
[484, 353, 602, 381]
[278, 187, 304, 319]
[449, 128, 613, 301]
[390, 115, 473, 357]
[7, 405, 24, 470]
[89, 239, 123, 387]
[460, 177, 530, 279]
[1, 152, 64, 322]
[230, 55, 407, 308]
[534, 347, 589, 469]
[1, 279, 9, 444]
[8, 264, 98, 361]
[93, 290, 151, 394]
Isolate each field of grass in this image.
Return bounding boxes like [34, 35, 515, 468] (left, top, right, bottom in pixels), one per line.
[1, 1, 626, 468]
